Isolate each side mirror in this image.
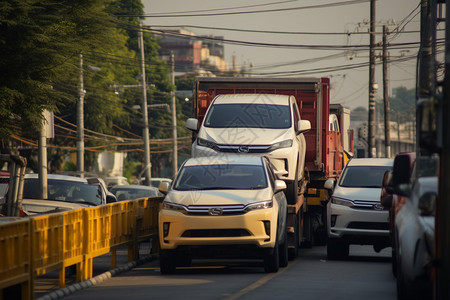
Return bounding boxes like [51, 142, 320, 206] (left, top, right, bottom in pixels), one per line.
[392, 154, 414, 197]
[418, 192, 437, 216]
[324, 179, 335, 191]
[106, 194, 117, 203]
[274, 180, 287, 193]
[381, 170, 393, 208]
[186, 118, 199, 132]
[159, 181, 170, 195]
[297, 120, 311, 134]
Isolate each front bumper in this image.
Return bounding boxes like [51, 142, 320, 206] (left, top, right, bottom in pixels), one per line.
[328, 203, 390, 239]
[159, 207, 278, 250]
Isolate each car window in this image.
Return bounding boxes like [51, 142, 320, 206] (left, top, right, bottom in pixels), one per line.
[23, 179, 103, 205]
[204, 104, 291, 129]
[112, 188, 159, 201]
[339, 165, 392, 188]
[174, 164, 268, 190]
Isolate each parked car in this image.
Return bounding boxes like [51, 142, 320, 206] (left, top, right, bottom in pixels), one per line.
[158, 155, 288, 274]
[379, 152, 415, 276]
[105, 176, 129, 189]
[139, 177, 172, 188]
[109, 184, 162, 201]
[392, 155, 438, 300]
[0, 171, 8, 199]
[22, 174, 116, 215]
[326, 158, 393, 259]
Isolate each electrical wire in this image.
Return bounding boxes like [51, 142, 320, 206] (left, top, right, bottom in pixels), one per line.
[144, 0, 299, 15]
[117, 0, 370, 18]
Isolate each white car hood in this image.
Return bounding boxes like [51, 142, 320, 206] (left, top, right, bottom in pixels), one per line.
[333, 187, 382, 202]
[165, 188, 272, 206]
[22, 199, 88, 215]
[199, 126, 292, 145]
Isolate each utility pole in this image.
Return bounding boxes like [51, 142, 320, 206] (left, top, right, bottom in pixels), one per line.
[139, 23, 152, 186]
[439, 1, 450, 298]
[382, 25, 391, 158]
[437, 1, 449, 298]
[170, 52, 178, 176]
[368, 0, 376, 158]
[77, 53, 85, 177]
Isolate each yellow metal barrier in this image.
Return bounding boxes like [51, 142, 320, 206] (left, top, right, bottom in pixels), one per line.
[0, 219, 31, 300]
[0, 196, 164, 299]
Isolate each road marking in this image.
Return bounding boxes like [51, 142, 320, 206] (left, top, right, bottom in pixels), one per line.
[222, 259, 300, 300]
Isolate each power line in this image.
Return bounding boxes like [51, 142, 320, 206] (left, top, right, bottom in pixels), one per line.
[144, 0, 299, 15]
[118, 0, 370, 18]
[149, 24, 423, 36]
[126, 23, 426, 51]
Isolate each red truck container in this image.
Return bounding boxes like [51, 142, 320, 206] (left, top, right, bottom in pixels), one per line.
[191, 77, 353, 253]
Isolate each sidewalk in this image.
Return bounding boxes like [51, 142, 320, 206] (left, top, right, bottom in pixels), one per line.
[34, 242, 155, 300]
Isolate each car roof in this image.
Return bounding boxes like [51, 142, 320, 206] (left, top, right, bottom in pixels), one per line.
[24, 173, 87, 183]
[346, 158, 393, 167]
[183, 155, 263, 167]
[213, 94, 290, 106]
[111, 185, 158, 190]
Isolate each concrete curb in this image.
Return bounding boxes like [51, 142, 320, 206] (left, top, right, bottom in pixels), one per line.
[36, 255, 156, 300]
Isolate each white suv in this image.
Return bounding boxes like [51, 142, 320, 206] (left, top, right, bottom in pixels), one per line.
[326, 158, 393, 259]
[186, 94, 311, 204]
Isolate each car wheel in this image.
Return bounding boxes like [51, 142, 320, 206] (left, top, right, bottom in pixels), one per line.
[396, 255, 407, 300]
[288, 210, 300, 260]
[285, 165, 299, 205]
[279, 230, 289, 268]
[264, 237, 280, 273]
[159, 250, 176, 274]
[301, 210, 313, 249]
[327, 238, 349, 260]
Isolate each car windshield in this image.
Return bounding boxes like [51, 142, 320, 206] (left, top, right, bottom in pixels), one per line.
[23, 179, 103, 205]
[204, 104, 291, 129]
[339, 166, 392, 188]
[111, 188, 160, 201]
[174, 164, 268, 191]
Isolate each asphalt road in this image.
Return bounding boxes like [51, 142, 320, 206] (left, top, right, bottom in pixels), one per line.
[53, 245, 396, 300]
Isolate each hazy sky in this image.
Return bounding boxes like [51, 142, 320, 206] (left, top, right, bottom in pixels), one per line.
[141, 0, 425, 110]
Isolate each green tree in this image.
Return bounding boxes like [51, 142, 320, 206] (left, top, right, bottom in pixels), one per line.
[0, 0, 118, 143]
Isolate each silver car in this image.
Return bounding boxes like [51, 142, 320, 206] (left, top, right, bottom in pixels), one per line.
[327, 158, 393, 259]
[395, 174, 437, 300]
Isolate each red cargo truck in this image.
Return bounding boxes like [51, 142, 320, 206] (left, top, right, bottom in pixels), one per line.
[188, 77, 353, 257]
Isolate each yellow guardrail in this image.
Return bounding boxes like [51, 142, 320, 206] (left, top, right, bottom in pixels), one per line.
[0, 197, 163, 300]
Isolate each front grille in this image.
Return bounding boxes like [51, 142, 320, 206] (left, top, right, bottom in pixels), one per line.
[352, 200, 386, 210]
[185, 204, 246, 215]
[347, 222, 389, 230]
[216, 144, 270, 153]
[181, 229, 251, 237]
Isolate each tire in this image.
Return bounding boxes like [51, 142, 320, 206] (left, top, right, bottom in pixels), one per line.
[288, 211, 299, 260]
[301, 211, 313, 249]
[396, 254, 407, 300]
[159, 250, 176, 274]
[327, 238, 349, 260]
[264, 238, 280, 273]
[279, 230, 289, 268]
[285, 165, 299, 205]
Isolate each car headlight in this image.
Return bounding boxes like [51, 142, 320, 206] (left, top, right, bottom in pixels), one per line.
[331, 197, 354, 207]
[267, 139, 293, 151]
[197, 138, 219, 151]
[244, 200, 273, 212]
[162, 201, 188, 213]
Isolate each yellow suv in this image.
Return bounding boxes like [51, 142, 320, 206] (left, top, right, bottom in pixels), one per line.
[158, 155, 288, 274]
